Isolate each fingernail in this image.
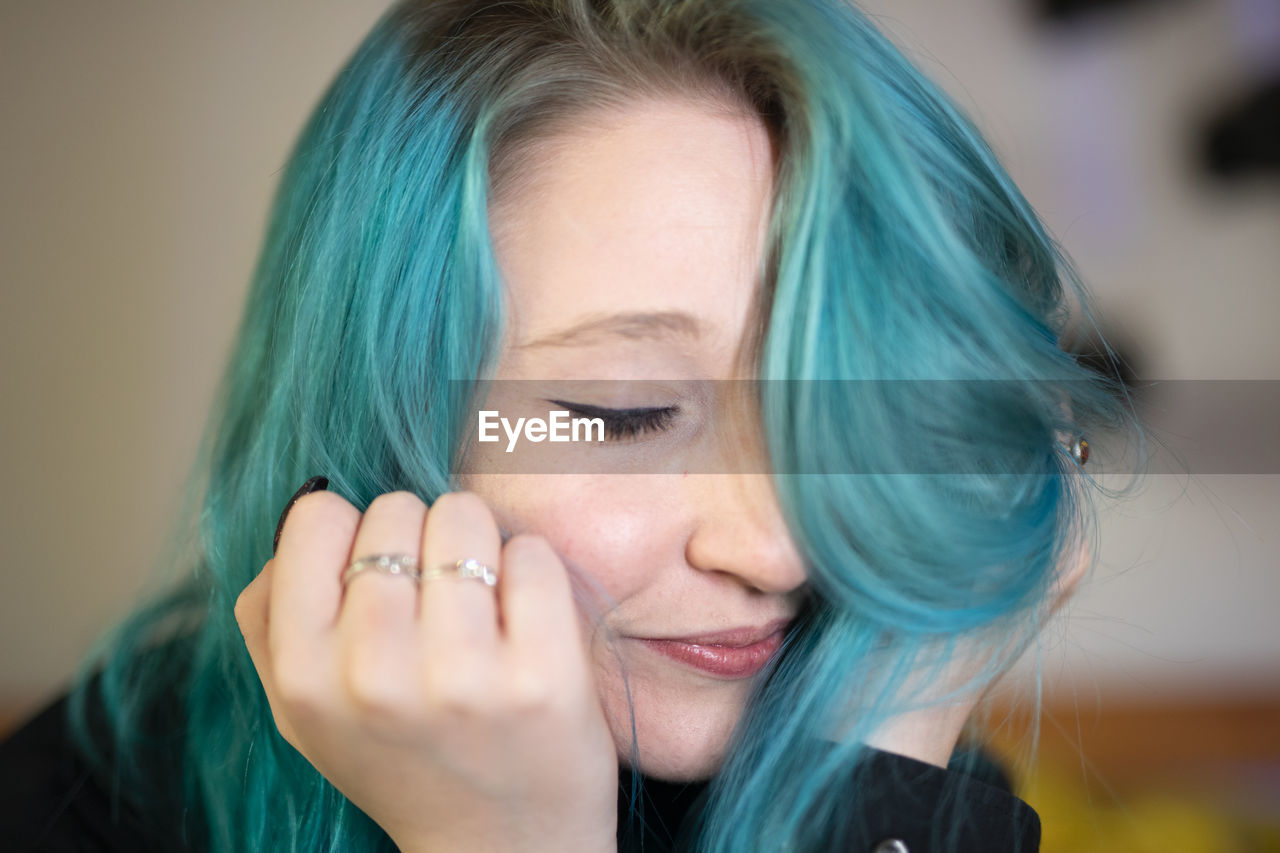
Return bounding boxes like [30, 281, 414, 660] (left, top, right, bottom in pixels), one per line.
[273, 476, 329, 555]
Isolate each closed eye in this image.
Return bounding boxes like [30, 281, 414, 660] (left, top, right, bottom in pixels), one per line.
[546, 400, 679, 441]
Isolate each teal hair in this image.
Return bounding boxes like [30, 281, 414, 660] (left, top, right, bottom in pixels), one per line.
[69, 1, 1138, 851]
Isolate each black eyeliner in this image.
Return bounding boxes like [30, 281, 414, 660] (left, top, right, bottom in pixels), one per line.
[544, 399, 679, 440]
[545, 399, 676, 419]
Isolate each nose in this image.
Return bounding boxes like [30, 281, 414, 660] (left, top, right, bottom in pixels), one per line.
[683, 471, 809, 596]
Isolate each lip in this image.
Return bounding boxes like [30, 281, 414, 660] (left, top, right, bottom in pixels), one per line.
[634, 617, 792, 679]
[652, 616, 794, 647]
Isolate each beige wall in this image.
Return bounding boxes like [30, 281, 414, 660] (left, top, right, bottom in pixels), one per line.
[0, 0, 397, 709]
[2, 0, 1277, 722]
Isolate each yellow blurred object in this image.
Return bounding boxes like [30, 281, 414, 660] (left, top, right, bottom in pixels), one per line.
[979, 692, 1280, 852]
[1012, 760, 1280, 853]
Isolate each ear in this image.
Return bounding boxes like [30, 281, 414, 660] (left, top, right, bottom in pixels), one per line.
[1047, 537, 1091, 618]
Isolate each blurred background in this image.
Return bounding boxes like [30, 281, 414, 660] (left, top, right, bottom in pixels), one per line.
[1, 1, 1277, 850]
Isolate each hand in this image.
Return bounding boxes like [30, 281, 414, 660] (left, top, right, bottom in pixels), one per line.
[234, 489, 618, 853]
[861, 539, 1091, 768]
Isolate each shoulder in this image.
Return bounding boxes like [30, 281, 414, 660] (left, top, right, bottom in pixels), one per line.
[0, 654, 202, 851]
[841, 746, 1041, 852]
[626, 744, 1039, 853]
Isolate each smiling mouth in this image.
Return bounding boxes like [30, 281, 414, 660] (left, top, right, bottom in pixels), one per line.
[635, 624, 788, 679]
[646, 616, 794, 647]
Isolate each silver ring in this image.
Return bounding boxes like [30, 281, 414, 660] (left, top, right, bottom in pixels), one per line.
[422, 558, 499, 587]
[341, 553, 421, 588]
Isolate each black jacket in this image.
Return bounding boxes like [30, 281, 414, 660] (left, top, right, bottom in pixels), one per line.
[0, 683, 1039, 852]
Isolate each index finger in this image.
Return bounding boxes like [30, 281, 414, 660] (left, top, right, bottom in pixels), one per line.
[271, 489, 361, 655]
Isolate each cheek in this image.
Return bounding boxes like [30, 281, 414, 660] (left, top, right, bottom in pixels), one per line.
[459, 473, 681, 614]
[458, 472, 750, 779]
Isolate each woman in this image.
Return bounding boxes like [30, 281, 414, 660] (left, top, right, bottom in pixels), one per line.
[0, 0, 1131, 850]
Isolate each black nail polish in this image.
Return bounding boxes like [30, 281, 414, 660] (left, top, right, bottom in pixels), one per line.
[273, 476, 329, 555]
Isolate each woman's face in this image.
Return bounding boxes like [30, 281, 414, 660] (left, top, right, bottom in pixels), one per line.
[458, 96, 808, 781]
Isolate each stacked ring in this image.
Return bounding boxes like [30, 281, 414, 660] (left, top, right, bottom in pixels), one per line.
[340, 554, 499, 589]
[422, 557, 499, 587]
[340, 553, 421, 588]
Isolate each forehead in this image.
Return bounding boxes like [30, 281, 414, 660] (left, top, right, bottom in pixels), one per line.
[487, 96, 775, 373]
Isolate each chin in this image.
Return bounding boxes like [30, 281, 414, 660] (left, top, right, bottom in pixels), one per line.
[597, 668, 745, 783]
[621, 738, 727, 782]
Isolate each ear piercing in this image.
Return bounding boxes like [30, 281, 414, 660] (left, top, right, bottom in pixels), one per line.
[1070, 435, 1090, 466]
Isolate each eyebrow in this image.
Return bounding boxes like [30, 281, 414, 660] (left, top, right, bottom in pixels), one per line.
[515, 310, 706, 350]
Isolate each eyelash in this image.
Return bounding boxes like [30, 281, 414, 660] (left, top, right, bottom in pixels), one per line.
[546, 400, 679, 441]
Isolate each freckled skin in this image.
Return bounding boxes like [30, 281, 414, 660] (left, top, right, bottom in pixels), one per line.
[459, 97, 809, 782]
